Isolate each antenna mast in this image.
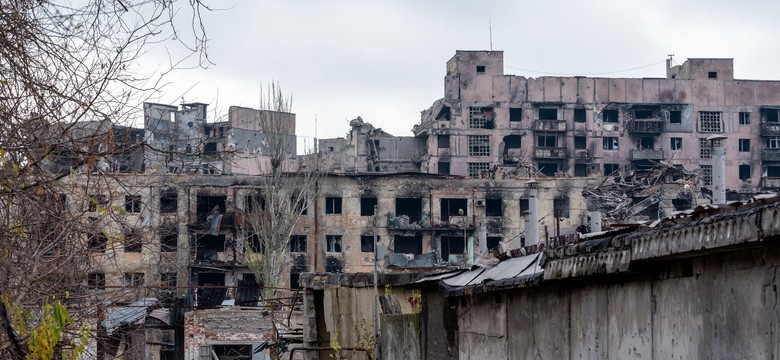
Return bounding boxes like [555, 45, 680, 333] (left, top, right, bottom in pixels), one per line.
[489, 18, 493, 52]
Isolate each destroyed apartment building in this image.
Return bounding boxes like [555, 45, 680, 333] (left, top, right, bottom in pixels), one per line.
[37, 50, 780, 359]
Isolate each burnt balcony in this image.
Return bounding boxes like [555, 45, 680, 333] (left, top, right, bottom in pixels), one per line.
[533, 147, 567, 159]
[630, 148, 664, 160]
[760, 122, 780, 136]
[573, 150, 590, 163]
[533, 120, 567, 132]
[761, 177, 780, 189]
[627, 119, 664, 134]
[762, 149, 780, 161]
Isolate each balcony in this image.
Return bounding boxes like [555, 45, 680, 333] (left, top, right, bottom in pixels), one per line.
[533, 120, 567, 132]
[627, 119, 664, 134]
[534, 147, 567, 159]
[761, 149, 780, 161]
[761, 177, 780, 189]
[630, 148, 664, 160]
[573, 150, 590, 163]
[760, 122, 780, 136]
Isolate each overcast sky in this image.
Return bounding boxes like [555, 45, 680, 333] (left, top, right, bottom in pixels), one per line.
[138, 0, 780, 146]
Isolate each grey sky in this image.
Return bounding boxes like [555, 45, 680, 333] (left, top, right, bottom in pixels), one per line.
[139, 0, 780, 146]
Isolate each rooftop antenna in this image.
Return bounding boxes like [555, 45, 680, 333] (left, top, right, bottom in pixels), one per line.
[489, 18, 493, 52]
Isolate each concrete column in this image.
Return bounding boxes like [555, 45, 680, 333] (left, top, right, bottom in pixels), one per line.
[713, 145, 726, 205]
[302, 289, 319, 360]
[527, 181, 539, 246]
[588, 211, 602, 233]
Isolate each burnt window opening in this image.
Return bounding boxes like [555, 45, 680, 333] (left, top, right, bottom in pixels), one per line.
[476, 65, 486, 73]
[438, 162, 450, 175]
[436, 106, 451, 120]
[574, 136, 587, 149]
[739, 164, 751, 181]
[485, 198, 502, 217]
[437, 135, 450, 148]
[196, 272, 226, 307]
[768, 166, 780, 177]
[509, 108, 523, 122]
[326, 235, 342, 253]
[553, 196, 570, 218]
[87, 194, 107, 212]
[396, 198, 422, 223]
[537, 134, 558, 148]
[87, 273, 105, 289]
[204, 142, 217, 154]
[325, 197, 342, 215]
[394, 235, 422, 255]
[574, 164, 588, 177]
[290, 272, 301, 290]
[538, 108, 558, 120]
[670, 110, 682, 124]
[486, 236, 502, 250]
[361, 197, 377, 216]
[88, 231, 108, 252]
[634, 110, 654, 119]
[196, 195, 226, 224]
[124, 229, 142, 253]
[604, 163, 619, 176]
[160, 191, 178, 213]
[197, 272, 225, 287]
[469, 106, 495, 129]
[603, 110, 619, 123]
[160, 226, 178, 252]
[671, 137, 683, 151]
[739, 112, 751, 125]
[291, 195, 307, 215]
[290, 235, 307, 253]
[504, 135, 522, 149]
[195, 234, 226, 261]
[573, 108, 586, 123]
[440, 236, 465, 262]
[245, 194, 265, 213]
[637, 137, 655, 149]
[603, 137, 619, 150]
[123, 272, 145, 287]
[246, 233, 263, 254]
[124, 195, 141, 213]
[361, 235, 377, 253]
[537, 162, 558, 176]
[708, 71, 717, 79]
[440, 198, 467, 221]
[519, 198, 530, 216]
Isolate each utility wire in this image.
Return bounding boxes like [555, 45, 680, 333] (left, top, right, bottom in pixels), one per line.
[505, 60, 666, 77]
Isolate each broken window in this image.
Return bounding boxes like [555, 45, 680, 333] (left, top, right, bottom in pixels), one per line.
[394, 235, 422, 255]
[768, 137, 780, 149]
[436, 106, 451, 120]
[88, 231, 108, 252]
[87, 273, 105, 289]
[290, 272, 301, 290]
[87, 194, 107, 212]
[195, 234, 225, 261]
[326, 235, 342, 253]
[700, 138, 713, 158]
[708, 71, 717, 79]
[468, 135, 490, 156]
[440, 236, 465, 262]
[124, 229, 142, 253]
[160, 191, 177, 213]
[245, 194, 265, 213]
[325, 197, 342, 215]
[537, 134, 557, 147]
[160, 272, 177, 302]
[701, 165, 713, 185]
[468, 162, 489, 178]
[537, 162, 558, 176]
[739, 112, 751, 125]
[290, 193, 307, 215]
[509, 108, 523, 122]
[739, 139, 751, 152]
[211, 345, 252, 360]
[485, 198, 502, 217]
[438, 162, 450, 175]
[574, 108, 586, 123]
[519, 198, 530, 215]
[574, 136, 587, 150]
[603, 137, 618, 150]
[123, 272, 145, 287]
[395, 198, 422, 223]
[437, 135, 450, 148]
[204, 142, 217, 154]
[160, 226, 178, 252]
[469, 106, 495, 129]
[574, 164, 588, 177]
[768, 166, 780, 177]
[670, 110, 682, 124]
[634, 109, 654, 119]
[604, 163, 619, 175]
[603, 110, 619, 123]
[487, 237, 502, 250]
[504, 135, 521, 149]
[698, 111, 722, 132]
[290, 235, 307, 252]
[361, 235, 377, 253]
[124, 195, 141, 213]
[671, 137, 683, 151]
[246, 233, 263, 254]
[765, 109, 780, 123]
[553, 196, 570, 218]
[637, 137, 654, 149]
[739, 164, 751, 181]
[196, 195, 226, 224]
[538, 108, 558, 120]
[360, 197, 377, 216]
[440, 198, 468, 221]
[476, 65, 486, 73]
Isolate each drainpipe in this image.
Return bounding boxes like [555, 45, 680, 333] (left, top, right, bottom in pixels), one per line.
[709, 134, 728, 205]
[588, 211, 602, 233]
[526, 180, 539, 247]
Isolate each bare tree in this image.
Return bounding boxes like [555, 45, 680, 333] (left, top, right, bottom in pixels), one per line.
[241, 84, 321, 302]
[0, 1, 211, 358]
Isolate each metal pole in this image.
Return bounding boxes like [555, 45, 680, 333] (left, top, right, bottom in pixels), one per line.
[373, 205, 379, 360]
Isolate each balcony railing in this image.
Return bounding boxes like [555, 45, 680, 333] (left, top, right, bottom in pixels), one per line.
[761, 177, 780, 189]
[760, 123, 780, 136]
[533, 147, 567, 159]
[761, 149, 780, 161]
[627, 118, 664, 134]
[533, 120, 567, 132]
[630, 148, 664, 160]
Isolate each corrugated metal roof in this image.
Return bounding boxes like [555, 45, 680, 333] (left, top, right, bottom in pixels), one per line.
[101, 297, 158, 335]
[469, 253, 542, 285]
[442, 268, 486, 287]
